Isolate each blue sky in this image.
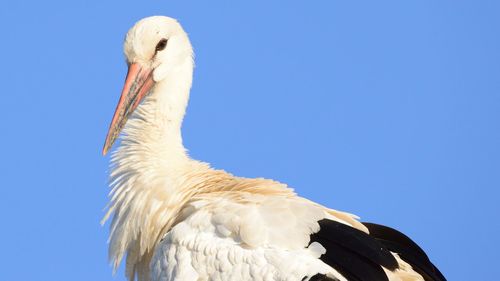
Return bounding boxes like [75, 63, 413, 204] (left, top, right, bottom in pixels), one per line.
[1, 1, 499, 280]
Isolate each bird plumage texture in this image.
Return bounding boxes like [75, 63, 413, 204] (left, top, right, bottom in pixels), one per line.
[102, 16, 446, 281]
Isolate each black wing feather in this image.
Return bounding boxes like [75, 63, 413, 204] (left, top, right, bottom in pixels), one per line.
[308, 273, 340, 281]
[308, 219, 446, 281]
[311, 233, 390, 281]
[309, 219, 398, 281]
[363, 222, 447, 281]
[313, 219, 398, 270]
[362, 222, 428, 261]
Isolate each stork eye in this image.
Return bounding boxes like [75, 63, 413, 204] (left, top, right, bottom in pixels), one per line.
[155, 39, 168, 52]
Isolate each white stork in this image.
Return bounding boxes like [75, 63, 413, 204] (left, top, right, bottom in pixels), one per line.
[102, 16, 446, 281]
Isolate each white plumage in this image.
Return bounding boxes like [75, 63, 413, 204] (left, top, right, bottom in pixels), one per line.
[101, 16, 445, 281]
[151, 195, 338, 281]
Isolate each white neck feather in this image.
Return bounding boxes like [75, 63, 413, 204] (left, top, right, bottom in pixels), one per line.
[121, 58, 193, 163]
[103, 58, 201, 278]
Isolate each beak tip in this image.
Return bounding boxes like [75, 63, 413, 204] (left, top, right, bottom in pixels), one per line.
[102, 143, 110, 156]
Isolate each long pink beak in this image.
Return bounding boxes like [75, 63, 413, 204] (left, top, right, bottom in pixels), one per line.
[103, 63, 154, 155]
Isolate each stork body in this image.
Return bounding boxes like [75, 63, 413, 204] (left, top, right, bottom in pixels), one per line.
[102, 16, 446, 281]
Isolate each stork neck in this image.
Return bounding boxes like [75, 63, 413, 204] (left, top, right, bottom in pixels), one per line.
[119, 59, 193, 165]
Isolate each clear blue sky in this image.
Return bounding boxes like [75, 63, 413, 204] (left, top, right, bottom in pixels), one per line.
[1, 1, 498, 280]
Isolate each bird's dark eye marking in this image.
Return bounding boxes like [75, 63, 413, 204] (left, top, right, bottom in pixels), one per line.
[155, 38, 168, 53]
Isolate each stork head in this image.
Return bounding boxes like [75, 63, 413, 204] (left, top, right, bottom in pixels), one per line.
[103, 16, 193, 155]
